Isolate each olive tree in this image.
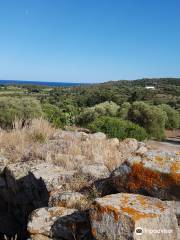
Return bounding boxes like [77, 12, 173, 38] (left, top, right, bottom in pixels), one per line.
[128, 101, 167, 139]
[0, 97, 42, 129]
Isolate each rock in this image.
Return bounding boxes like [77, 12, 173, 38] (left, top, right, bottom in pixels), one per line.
[0, 155, 9, 172]
[138, 141, 146, 148]
[49, 191, 86, 208]
[107, 138, 119, 146]
[136, 146, 148, 155]
[165, 201, 180, 225]
[119, 138, 138, 153]
[90, 193, 179, 240]
[80, 164, 110, 179]
[7, 162, 76, 193]
[31, 163, 76, 192]
[0, 162, 76, 238]
[28, 207, 92, 240]
[31, 234, 52, 240]
[89, 132, 106, 140]
[0, 166, 49, 238]
[111, 150, 180, 200]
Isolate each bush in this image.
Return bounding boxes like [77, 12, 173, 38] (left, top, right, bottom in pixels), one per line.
[127, 101, 166, 140]
[76, 101, 119, 126]
[0, 97, 42, 129]
[42, 103, 64, 128]
[88, 116, 148, 141]
[43, 103, 77, 128]
[118, 102, 131, 119]
[158, 104, 180, 129]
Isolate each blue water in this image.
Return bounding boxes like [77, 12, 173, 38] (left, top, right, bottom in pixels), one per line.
[0, 80, 83, 87]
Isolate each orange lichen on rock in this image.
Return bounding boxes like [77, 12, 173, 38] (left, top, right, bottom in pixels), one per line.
[136, 195, 149, 207]
[155, 201, 165, 212]
[170, 162, 180, 183]
[94, 204, 120, 223]
[127, 163, 176, 192]
[91, 227, 97, 236]
[155, 156, 164, 162]
[121, 206, 157, 221]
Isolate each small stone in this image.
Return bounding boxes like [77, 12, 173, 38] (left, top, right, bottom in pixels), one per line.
[49, 191, 86, 208]
[80, 164, 110, 179]
[136, 146, 148, 155]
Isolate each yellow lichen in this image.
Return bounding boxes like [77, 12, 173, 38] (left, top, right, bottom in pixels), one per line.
[121, 206, 157, 221]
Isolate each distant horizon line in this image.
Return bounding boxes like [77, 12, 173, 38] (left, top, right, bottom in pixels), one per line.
[0, 77, 179, 85]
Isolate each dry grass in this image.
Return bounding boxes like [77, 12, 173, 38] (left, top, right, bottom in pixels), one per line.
[0, 118, 56, 162]
[0, 119, 132, 175]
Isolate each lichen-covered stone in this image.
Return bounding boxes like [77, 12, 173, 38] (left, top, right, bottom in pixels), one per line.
[90, 193, 179, 240]
[111, 150, 180, 200]
[28, 207, 92, 240]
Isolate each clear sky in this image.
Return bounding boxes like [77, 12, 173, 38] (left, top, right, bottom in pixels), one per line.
[0, 0, 180, 83]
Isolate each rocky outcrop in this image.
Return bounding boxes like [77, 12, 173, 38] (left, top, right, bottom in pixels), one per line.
[111, 150, 180, 200]
[0, 162, 76, 239]
[0, 166, 48, 239]
[28, 207, 92, 240]
[0, 131, 178, 240]
[90, 193, 179, 240]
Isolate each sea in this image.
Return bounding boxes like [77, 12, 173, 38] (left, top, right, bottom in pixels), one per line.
[0, 80, 84, 87]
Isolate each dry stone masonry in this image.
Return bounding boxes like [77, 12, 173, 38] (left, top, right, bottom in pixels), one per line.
[0, 131, 179, 239]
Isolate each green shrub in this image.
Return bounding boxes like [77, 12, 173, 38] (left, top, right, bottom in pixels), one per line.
[43, 103, 77, 128]
[158, 104, 180, 129]
[42, 103, 64, 128]
[118, 102, 131, 119]
[88, 116, 148, 141]
[127, 101, 166, 140]
[76, 101, 119, 126]
[0, 97, 42, 129]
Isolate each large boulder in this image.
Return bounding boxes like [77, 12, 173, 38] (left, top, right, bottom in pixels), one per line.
[0, 162, 76, 238]
[111, 150, 180, 200]
[89, 193, 179, 240]
[6, 162, 76, 193]
[28, 207, 92, 240]
[0, 163, 49, 239]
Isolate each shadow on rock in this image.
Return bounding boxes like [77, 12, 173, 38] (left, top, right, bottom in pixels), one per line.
[51, 210, 94, 240]
[0, 167, 49, 240]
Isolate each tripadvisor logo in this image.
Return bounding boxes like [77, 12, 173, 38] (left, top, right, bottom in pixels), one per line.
[135, 227, 143, 235]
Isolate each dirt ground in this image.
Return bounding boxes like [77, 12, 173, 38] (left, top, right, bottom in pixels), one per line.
[147, 140, 180, 152]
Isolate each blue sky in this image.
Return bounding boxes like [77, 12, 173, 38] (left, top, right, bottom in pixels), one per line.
[0, 0, 180, 83]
